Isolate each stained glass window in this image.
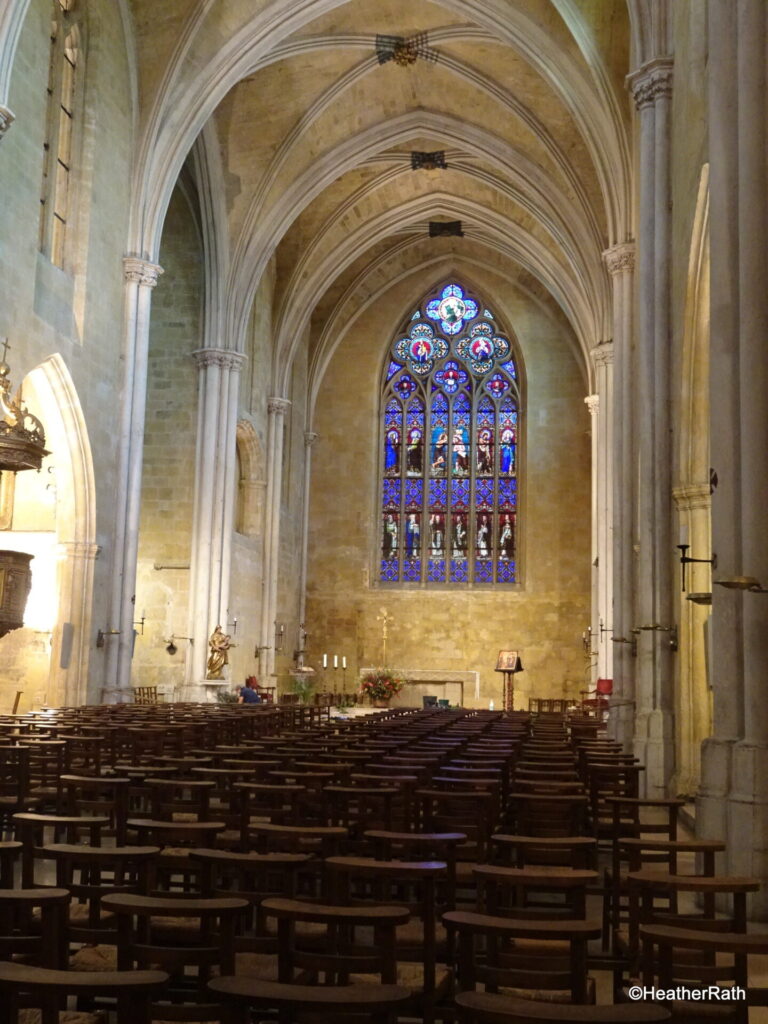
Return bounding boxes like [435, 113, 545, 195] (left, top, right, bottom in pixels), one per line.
[379, 283, 520, 585]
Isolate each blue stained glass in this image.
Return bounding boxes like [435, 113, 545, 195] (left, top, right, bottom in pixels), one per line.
[499, 479, 516, 509]
[430, 393, 449, 478]
[477, 398, 494, 428]
[476, 479, 494, 508]
[450, 559, 469, 582]
[382, 479, 401, 509]
[386, 360, 402, 381]
[475, 560, 493, 584]
[385, 398, 402, 429]
[428, 559, 446, 582]
[394, 374, 417, 400]
[434, 360, 468, 395]
[483, 309, 495, 319]
[429, 478, 447, 508]
[380, 559, 399, 582]
[405, 479, 423, 508]
[411, 310, 421, 320]
[497, 560, 516, 583]
[485, 373, 510, 397]
[501, 359, 517, 379]
[442, 284, 462, 299]
[403, 558, 421, 582]
[452, 478, 470, 508]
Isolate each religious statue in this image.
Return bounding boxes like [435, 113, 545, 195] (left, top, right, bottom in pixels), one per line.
[206, 624, 232, 679]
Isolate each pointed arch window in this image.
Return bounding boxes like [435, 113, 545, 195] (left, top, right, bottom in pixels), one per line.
[379, 283, 520, 586]
[39, 0, 81, 269]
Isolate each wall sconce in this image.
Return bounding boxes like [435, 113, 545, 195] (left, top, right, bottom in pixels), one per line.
[274, 622, 285, 652]
[637, 623, 678, 652]
[164, 634, 192, 655]
[714, 576, 768, 594]
[226, 613, 238, 635]
[686, 592, 712, 605]
[581, 629, 597, 655]
[133, 612, 145, 635]
[677, 544, 717, 592]
[96, 629, 120, 648]
[612, 633, 637, 657]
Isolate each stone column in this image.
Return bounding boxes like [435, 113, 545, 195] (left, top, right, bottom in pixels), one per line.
[297, 430, 318, 659]
[584, 393, 599, 685]
[592, 342, 614, 684]
[103, 257, 162, 703]
[603, 243, 636, 748]
[259, 397, 290, 681]
[701, 0, 768, 918]
[187, 348, 246, 690]
[50, 540, 100, 707]
[0, 105, 13, 140]
[626, 59, 675, 796]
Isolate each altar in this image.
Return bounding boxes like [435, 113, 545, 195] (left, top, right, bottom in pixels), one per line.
[361, 667, 479, 707]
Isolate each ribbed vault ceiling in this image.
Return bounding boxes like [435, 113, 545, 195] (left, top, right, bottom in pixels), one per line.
[128, 0, 632, 388]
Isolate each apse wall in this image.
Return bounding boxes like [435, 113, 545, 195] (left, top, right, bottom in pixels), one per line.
[306, 268, 591, 708]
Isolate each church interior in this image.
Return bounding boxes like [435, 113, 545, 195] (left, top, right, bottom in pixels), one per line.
[2, 0, 768, 1016]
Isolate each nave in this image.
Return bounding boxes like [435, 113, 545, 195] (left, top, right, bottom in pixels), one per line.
[1, 703, 767, 1023]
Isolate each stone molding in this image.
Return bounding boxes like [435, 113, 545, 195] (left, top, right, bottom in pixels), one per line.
[591, 341, 614, 367]
[268, 396, 291, 417]
[193, 347, 246, 372]
[627, 57, 673, 110]
[304, 430, 319, 448]
[584, 394, 599, 416]
[673, 482, 711, 512]
[56, 541, 101, 561]
[123, 256, 163, 287]
[602, 242, 636, 275]
[0, 104, 14, 139]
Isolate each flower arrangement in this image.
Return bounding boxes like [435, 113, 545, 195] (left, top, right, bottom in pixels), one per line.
[359, 668, 405, 703]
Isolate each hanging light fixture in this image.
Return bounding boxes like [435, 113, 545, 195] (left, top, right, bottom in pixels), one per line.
[0, 340, 49, 472]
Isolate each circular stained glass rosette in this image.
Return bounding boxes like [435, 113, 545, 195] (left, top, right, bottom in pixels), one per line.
[395, 323, 447, 375]
[434, 360, 469, 395]
[458, 323, 510, 375]
[426, 285, 479, 335]
[484, 373, 510, 397]
[393, 373, 418, 399]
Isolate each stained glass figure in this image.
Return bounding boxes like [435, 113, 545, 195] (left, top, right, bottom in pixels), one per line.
[380, 281, 521, 584]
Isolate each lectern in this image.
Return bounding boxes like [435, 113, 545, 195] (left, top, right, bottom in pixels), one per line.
[495, 650, 523, 711]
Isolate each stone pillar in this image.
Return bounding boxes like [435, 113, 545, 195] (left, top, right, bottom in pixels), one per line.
[0, 105, 13, 140]
[626, 59, 675, 796]
[700, 0, 768, 918]
[603, 243, 636, 748]
[592, 343, 614, 684]
[672, 483, 712, 797]
[259, 397, 290, 682]
[584, 393, 599, 685]
[50, 540, 100, 707]
[187, 348, 246, 689]
[297, 430, 318, 658]
[103, 257, 162, 703]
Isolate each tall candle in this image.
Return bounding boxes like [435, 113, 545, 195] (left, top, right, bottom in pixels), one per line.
[322, 653, 327, 669]
[342, 656, 347, 669]
[333, 655, 338, 669]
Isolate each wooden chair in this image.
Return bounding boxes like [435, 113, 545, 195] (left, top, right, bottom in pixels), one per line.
[14, 811, 111, 886]
[0, 887, 71, 969]
[0, 961, 168, 1024]
[208, 896, 412, 1024]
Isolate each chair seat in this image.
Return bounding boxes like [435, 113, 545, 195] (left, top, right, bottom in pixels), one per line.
[499, 976, 596, 1004]
[396, 917, 448, 946]
[351, 962, 452, 996]
[233, 951, 279, 980]
[69, 944, 117, 972]
[20, 1012, 104, 1024]
[209, 976, 411, 1009]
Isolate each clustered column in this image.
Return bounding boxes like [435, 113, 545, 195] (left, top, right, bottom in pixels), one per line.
[603, 243, 635, 748]
[626, 59, 675, 796]
[591, 342, 614, 685]
[699, 0, 768, 918]
[259, 397, 291, 681]
[297, 430, 318, 654]
[104, 256, 162, 702]
[187, 347, 246, 688]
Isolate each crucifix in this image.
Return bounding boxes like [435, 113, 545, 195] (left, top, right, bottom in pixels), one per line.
[376, 606, 394, 664]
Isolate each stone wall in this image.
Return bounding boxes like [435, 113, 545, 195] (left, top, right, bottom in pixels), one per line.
[306, 268, 591, 708]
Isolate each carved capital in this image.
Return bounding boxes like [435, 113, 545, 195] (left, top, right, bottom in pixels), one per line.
[627, 58, 673, 110]
[193, 348, 246, 372]
[591, 341, 614, 368]
[123, 256, 163, 287]
[0, 105, 15, 140]
[268, 397, 291, 417]
[584, 394, 599, 416]
[304, 431, 319, 448]
[603, 242, 636, 275]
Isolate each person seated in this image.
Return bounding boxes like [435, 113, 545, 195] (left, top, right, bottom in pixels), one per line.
[238, 678, 262, 704]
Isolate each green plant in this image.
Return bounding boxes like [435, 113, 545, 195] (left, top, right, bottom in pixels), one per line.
[290, 671, 316, 704]
[215, 689, 238, 704]
[359, 668, 405, 702]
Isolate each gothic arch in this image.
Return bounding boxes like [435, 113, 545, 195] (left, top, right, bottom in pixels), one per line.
[235, 419, 265, 538]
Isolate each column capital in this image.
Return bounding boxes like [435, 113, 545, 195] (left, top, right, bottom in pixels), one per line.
[591, 341, 614, 367]
[626, 57, 673, 110]
[268, 396, 291, 417]
[584, 394, 599, 416]
[123, 256, 163, 287]
[602, 242, 636, 275]
[0, 105, 14, 140]
[193, 347, 246, 372]
[304, 430, 319, 448]
[56, 541, 101, 561]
